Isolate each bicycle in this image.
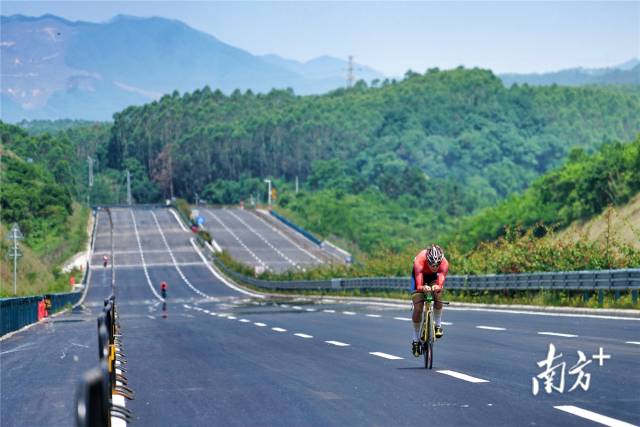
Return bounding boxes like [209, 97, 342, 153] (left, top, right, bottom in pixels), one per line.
[419, 290, 449, 369]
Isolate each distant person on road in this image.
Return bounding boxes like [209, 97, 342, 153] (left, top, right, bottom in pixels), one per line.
[103, 255, 108, 268]
[161, 281, 168, 318]
[160, 281, 167, 299]
[411, 244, 449, 357]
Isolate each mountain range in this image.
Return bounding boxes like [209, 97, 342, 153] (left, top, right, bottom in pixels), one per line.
[500, 59, 639, 86]
[1, 13, 638, 122]
[0, 14, 383, 122]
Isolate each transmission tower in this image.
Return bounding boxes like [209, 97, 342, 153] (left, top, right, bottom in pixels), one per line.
[346, 55, 355, 88]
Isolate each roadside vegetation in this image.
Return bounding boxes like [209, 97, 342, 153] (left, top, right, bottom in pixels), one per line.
[1, 125, 91, 296]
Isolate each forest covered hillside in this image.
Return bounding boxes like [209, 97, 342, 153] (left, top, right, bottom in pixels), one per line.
[106, 67, 640, 207]
[0, 129, 90, 296]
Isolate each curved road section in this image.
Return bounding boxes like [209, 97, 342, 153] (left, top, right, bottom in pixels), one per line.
[1, 207, 639, 426]
[201, 208, 326, 273]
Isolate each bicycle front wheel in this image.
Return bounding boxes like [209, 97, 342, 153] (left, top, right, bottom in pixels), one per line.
[424, 340, 433, 369]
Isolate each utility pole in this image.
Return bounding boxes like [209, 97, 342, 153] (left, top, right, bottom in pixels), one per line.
[295, 176, 299, 194]
[6, 223, 23, 295]
[126, 170, 132, 205]
[264, 179, 272, 206]
[346, 55, 355, 88]
[88, 156, 94, 187]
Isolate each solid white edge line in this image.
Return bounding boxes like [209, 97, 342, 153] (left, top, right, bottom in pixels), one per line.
[169, 208, 189, 232]
[325, 341, 350, 347]
[294, 333, 313, 338]
[476, 326, 507, 331]
[206, 240, 222, 253]
[437, 370, 489, 383]
[190, 238, 264, 298]
[151, 211, 210, 299]
[538, 331, 578, 338]
[369, 352, 403, 360]
[130, 210, 164, 302]
[554, 405, 637, 427]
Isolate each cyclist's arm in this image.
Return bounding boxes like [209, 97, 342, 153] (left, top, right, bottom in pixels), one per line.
[435, 258, 449, 290]
[413, 258, 425, 292]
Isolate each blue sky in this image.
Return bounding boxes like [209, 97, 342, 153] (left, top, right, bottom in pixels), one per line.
[2, 1, 638, 76]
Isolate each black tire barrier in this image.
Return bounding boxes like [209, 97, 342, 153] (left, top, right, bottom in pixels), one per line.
[76, 293, 134, 426]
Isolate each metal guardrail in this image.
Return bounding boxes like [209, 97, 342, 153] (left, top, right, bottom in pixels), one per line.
[212, 254, 640, 304]
[0, 292, 82, 336]
[270, 210, 323, 245]
[213, 261, 640, 292]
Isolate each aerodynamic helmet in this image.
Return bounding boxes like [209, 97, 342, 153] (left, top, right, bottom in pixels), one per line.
[426, 244, 444, 268]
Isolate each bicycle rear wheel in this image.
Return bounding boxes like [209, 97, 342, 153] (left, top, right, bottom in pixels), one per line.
[423, 312, 433, 369]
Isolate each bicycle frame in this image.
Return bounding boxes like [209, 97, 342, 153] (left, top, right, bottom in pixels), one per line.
[419, 293, 435, 369]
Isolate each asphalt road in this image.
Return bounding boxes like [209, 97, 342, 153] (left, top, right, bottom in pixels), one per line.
[2, 207, 638, 426]
[200, 208, 326, 273]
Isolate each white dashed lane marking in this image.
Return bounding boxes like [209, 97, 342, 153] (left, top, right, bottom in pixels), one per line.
[554, 405, 636, 427]
[294, 333, 313, 339]
[226, 209, 299, 268]
[538, 332, 578, 338]
[476, 326, 506, 331]
[342, 311, 356, 315]
[369, 352, 403, 360]
[437, 370, 489, 383]
[325, 341, 350, 347]
[365, 314, 381, 318]
[239, 319, 251, 323]
[394, 317, 412, 321]
[323, 309, 335, 313]
[272, 327, 287, 332]
[625, 341, 640, 345]
[254, 322, 267, 327]
[206, 209, 268, 270]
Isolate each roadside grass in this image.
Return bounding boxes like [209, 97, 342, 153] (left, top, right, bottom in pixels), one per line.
[0, 203, 89, 297]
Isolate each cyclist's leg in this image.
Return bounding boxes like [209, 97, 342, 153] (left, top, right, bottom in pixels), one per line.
[433, 286, 444, 337]
[410, 270, 423, 340]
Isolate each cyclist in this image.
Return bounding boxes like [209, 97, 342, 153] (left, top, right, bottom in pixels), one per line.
[160, 281, 167, 299]
[411, 244, 449, 357]
[103, 255, 108, 268]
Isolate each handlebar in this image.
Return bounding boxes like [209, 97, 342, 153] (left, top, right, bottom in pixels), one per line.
[420, 291, 450, 305]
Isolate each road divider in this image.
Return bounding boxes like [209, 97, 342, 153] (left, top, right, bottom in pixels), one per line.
[75, 294, 134, 426]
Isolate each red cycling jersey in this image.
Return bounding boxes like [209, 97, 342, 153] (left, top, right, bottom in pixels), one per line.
[413, 250, 449, 292]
